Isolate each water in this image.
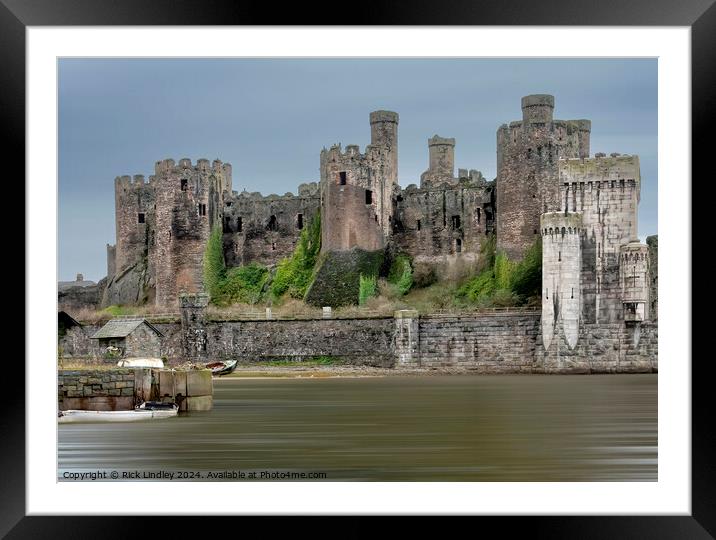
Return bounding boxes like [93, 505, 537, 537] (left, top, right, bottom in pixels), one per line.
[58, 374, 657, 481]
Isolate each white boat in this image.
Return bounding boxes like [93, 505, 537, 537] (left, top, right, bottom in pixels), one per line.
[58, 402, 178, 423]
[205, 359, 238, 376]
[116, 357, 165, 368]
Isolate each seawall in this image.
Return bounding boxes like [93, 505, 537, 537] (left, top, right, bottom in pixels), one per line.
[58, 368, 213, 411]
[59, 312, 657, 374]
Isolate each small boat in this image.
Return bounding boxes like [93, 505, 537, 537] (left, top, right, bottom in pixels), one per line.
[205, 359, 238, 376]
[58, 401, 178, 423]
[116, 357, 165, 368]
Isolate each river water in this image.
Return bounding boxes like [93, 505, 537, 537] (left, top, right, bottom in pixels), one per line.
[58, 374, 657, 481]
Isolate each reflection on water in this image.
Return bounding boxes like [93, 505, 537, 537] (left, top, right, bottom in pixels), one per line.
[58, 374, 657, 481]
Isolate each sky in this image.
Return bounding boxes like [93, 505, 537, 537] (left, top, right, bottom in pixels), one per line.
[59, 58, 657, 283]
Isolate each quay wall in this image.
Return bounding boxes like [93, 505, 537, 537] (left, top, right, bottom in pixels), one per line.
[59, 313, 657, 373]
[58, 368, 213, 411]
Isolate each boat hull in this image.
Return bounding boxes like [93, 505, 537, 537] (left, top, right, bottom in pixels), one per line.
[58, 407, 178, 423]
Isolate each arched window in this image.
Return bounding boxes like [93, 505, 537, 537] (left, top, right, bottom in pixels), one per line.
[267, 215, 278, 231]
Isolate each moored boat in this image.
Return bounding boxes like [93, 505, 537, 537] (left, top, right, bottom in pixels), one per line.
[205, 359, 238, 377]
[58, 401, 178, 423]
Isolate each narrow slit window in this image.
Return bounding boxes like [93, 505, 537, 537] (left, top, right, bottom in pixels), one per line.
[365, 189, 373, 204]
[451, 215, 461, 230]
[416, 219, 421, 231]
[339, 171, 347, 185]
[455, 238, 462, 253]
[237, 217, 243, 232]
[137, 213, 145, 224]
[297, 213, 304, 229]
[199, 204, 207, 216]
[476, 208, 481, 223]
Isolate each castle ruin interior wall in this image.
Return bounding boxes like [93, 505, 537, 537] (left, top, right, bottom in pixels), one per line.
[222, 186, 320, 267]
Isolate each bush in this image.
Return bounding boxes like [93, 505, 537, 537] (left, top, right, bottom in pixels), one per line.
[455, 236, 541, 308]
[510, 238, 542, 299]
[388, 254, 413, 296]
[358, 274, 377, 306]
[271, 213, 321, 299]
[214, 263, 269, 306]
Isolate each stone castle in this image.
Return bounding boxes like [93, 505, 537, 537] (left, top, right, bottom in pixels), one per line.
[61, 94, 657, 355]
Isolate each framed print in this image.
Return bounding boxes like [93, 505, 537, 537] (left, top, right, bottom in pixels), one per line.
[6, 0, 708, 537]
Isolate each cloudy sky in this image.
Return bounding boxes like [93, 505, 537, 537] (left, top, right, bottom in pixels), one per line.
[59, 58, 657, 282]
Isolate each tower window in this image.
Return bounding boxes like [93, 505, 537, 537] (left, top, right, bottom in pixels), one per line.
[267, 215, 278, 231]
[558, 251, 561, 262]
[271, 242, 276, 250]
[137, 213, 145, 224]
[476, 208, 481, 224]
[237, 216, 243, 232]
[297, 213, 304, 229]
[199, 204, 207, 216]
[455, 238, 462, 253]
[339, 171, 347, 185]
[181, 179, 188, 191]
[365, 189, 373, 204]
[224, 216, 231, 231]
[416, 219, 421, 231]
[451, 215, 461, 230]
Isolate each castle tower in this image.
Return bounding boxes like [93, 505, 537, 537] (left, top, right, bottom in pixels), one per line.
[319, 110, 399, 252]
[369, 110, 399, 184]
[619, 241, 650, 322]
[153, 158, 227, 308]
[496, 95, 591, 260]
[541, 212, 582, 350]
[420, 135, 456, 187]
[114, 174, 154, 273]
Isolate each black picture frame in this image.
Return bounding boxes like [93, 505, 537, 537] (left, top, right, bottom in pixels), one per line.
[7, 0, 706, 537]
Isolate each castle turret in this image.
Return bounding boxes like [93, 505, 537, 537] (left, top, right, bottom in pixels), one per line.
[541, 212, 582, 350]
[420, 135, 456, 187]
[619, 241, 650, 322]
[521, 94, 554, 124]
[369, 110, 398, 185]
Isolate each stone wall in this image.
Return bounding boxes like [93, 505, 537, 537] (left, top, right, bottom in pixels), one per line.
[647, 235, 658, 319]
[396, 311, 542, 372]
[222, 186, 320, 267]
[394, 182, 492, 281]
[61, 313, 657, 373]
[58, 368, 138, 410]
[537, 322, 657, 374]
[58, 368, 213, 411]
[205, 317, 396, 367]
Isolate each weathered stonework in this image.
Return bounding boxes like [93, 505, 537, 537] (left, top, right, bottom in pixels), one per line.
[60, 94, 656, 380]
[61, 309, 657, 374]
[496, 94, 590, 260]
[58, 368, 213, 411]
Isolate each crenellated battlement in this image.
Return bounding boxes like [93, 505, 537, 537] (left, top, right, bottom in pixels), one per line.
[115, 174, 148, 189]
[540, 212, 583, 235]
[231, 182, 319, 202]
[153, 157, 232, 176]
[558, 154, 640, 184]
[428, 135, 455, 147]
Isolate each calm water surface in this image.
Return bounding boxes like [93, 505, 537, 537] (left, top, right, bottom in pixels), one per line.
[58, 374, 657, 481]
